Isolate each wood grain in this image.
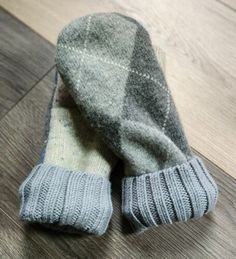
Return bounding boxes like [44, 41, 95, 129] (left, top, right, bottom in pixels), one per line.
[0, 69, 235, 259]
[1, 0, 235, 178]
[0, 208, 53, 258]
[0, 8, 54, 119]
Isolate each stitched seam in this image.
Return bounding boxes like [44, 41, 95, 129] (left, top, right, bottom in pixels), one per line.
[162, 91, 170, 132]
[81, 16, 92, 63]
[58, 43, 171, 131]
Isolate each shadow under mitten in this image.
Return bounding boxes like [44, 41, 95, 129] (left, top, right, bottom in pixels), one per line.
[19, 73, 117, 235]
[55, 13, 218, 231]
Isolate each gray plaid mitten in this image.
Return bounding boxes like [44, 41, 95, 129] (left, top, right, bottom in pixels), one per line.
[55, 13, 218, 231]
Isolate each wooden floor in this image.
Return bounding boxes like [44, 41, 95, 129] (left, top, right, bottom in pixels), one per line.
[0, 2, 236, 258]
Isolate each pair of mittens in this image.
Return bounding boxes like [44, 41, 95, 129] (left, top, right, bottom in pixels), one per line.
[19, 13, 218, 235]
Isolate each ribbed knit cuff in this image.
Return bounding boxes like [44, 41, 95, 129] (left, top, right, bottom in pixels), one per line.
[122, 157, 218, 231]
[19, 163, 113, 235]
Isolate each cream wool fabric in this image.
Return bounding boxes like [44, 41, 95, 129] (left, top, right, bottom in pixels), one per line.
[44, 75, 115, 177]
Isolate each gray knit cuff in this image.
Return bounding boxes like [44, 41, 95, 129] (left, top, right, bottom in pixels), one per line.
[122, 157, 218, 230]
[19, 163, 113, 235]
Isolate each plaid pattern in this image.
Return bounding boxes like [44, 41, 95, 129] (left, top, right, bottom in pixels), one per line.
[56, 13, 218, 231]
[56, 13, 192, 175]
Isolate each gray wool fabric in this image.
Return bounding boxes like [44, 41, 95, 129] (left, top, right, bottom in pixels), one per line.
[19, 73, 115, 235]
[55, 13, 218, 231]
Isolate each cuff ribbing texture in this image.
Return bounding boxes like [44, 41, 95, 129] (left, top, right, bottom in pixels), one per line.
[19, 163, 113, 235]
[122, 157, 218, 230]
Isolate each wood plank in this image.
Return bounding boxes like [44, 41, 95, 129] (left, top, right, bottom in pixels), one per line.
[2, 0, 236, 178]
[0, 69, 235, 259]
[0, 208, 53, 259]
[0, 1, 123, 44]
[0, 8, 54, 119]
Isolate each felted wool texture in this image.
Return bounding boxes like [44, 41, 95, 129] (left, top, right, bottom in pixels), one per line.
[19, 73, 117, 235]
[55, 13, 218, 230]
[43, 75, 116, 177]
